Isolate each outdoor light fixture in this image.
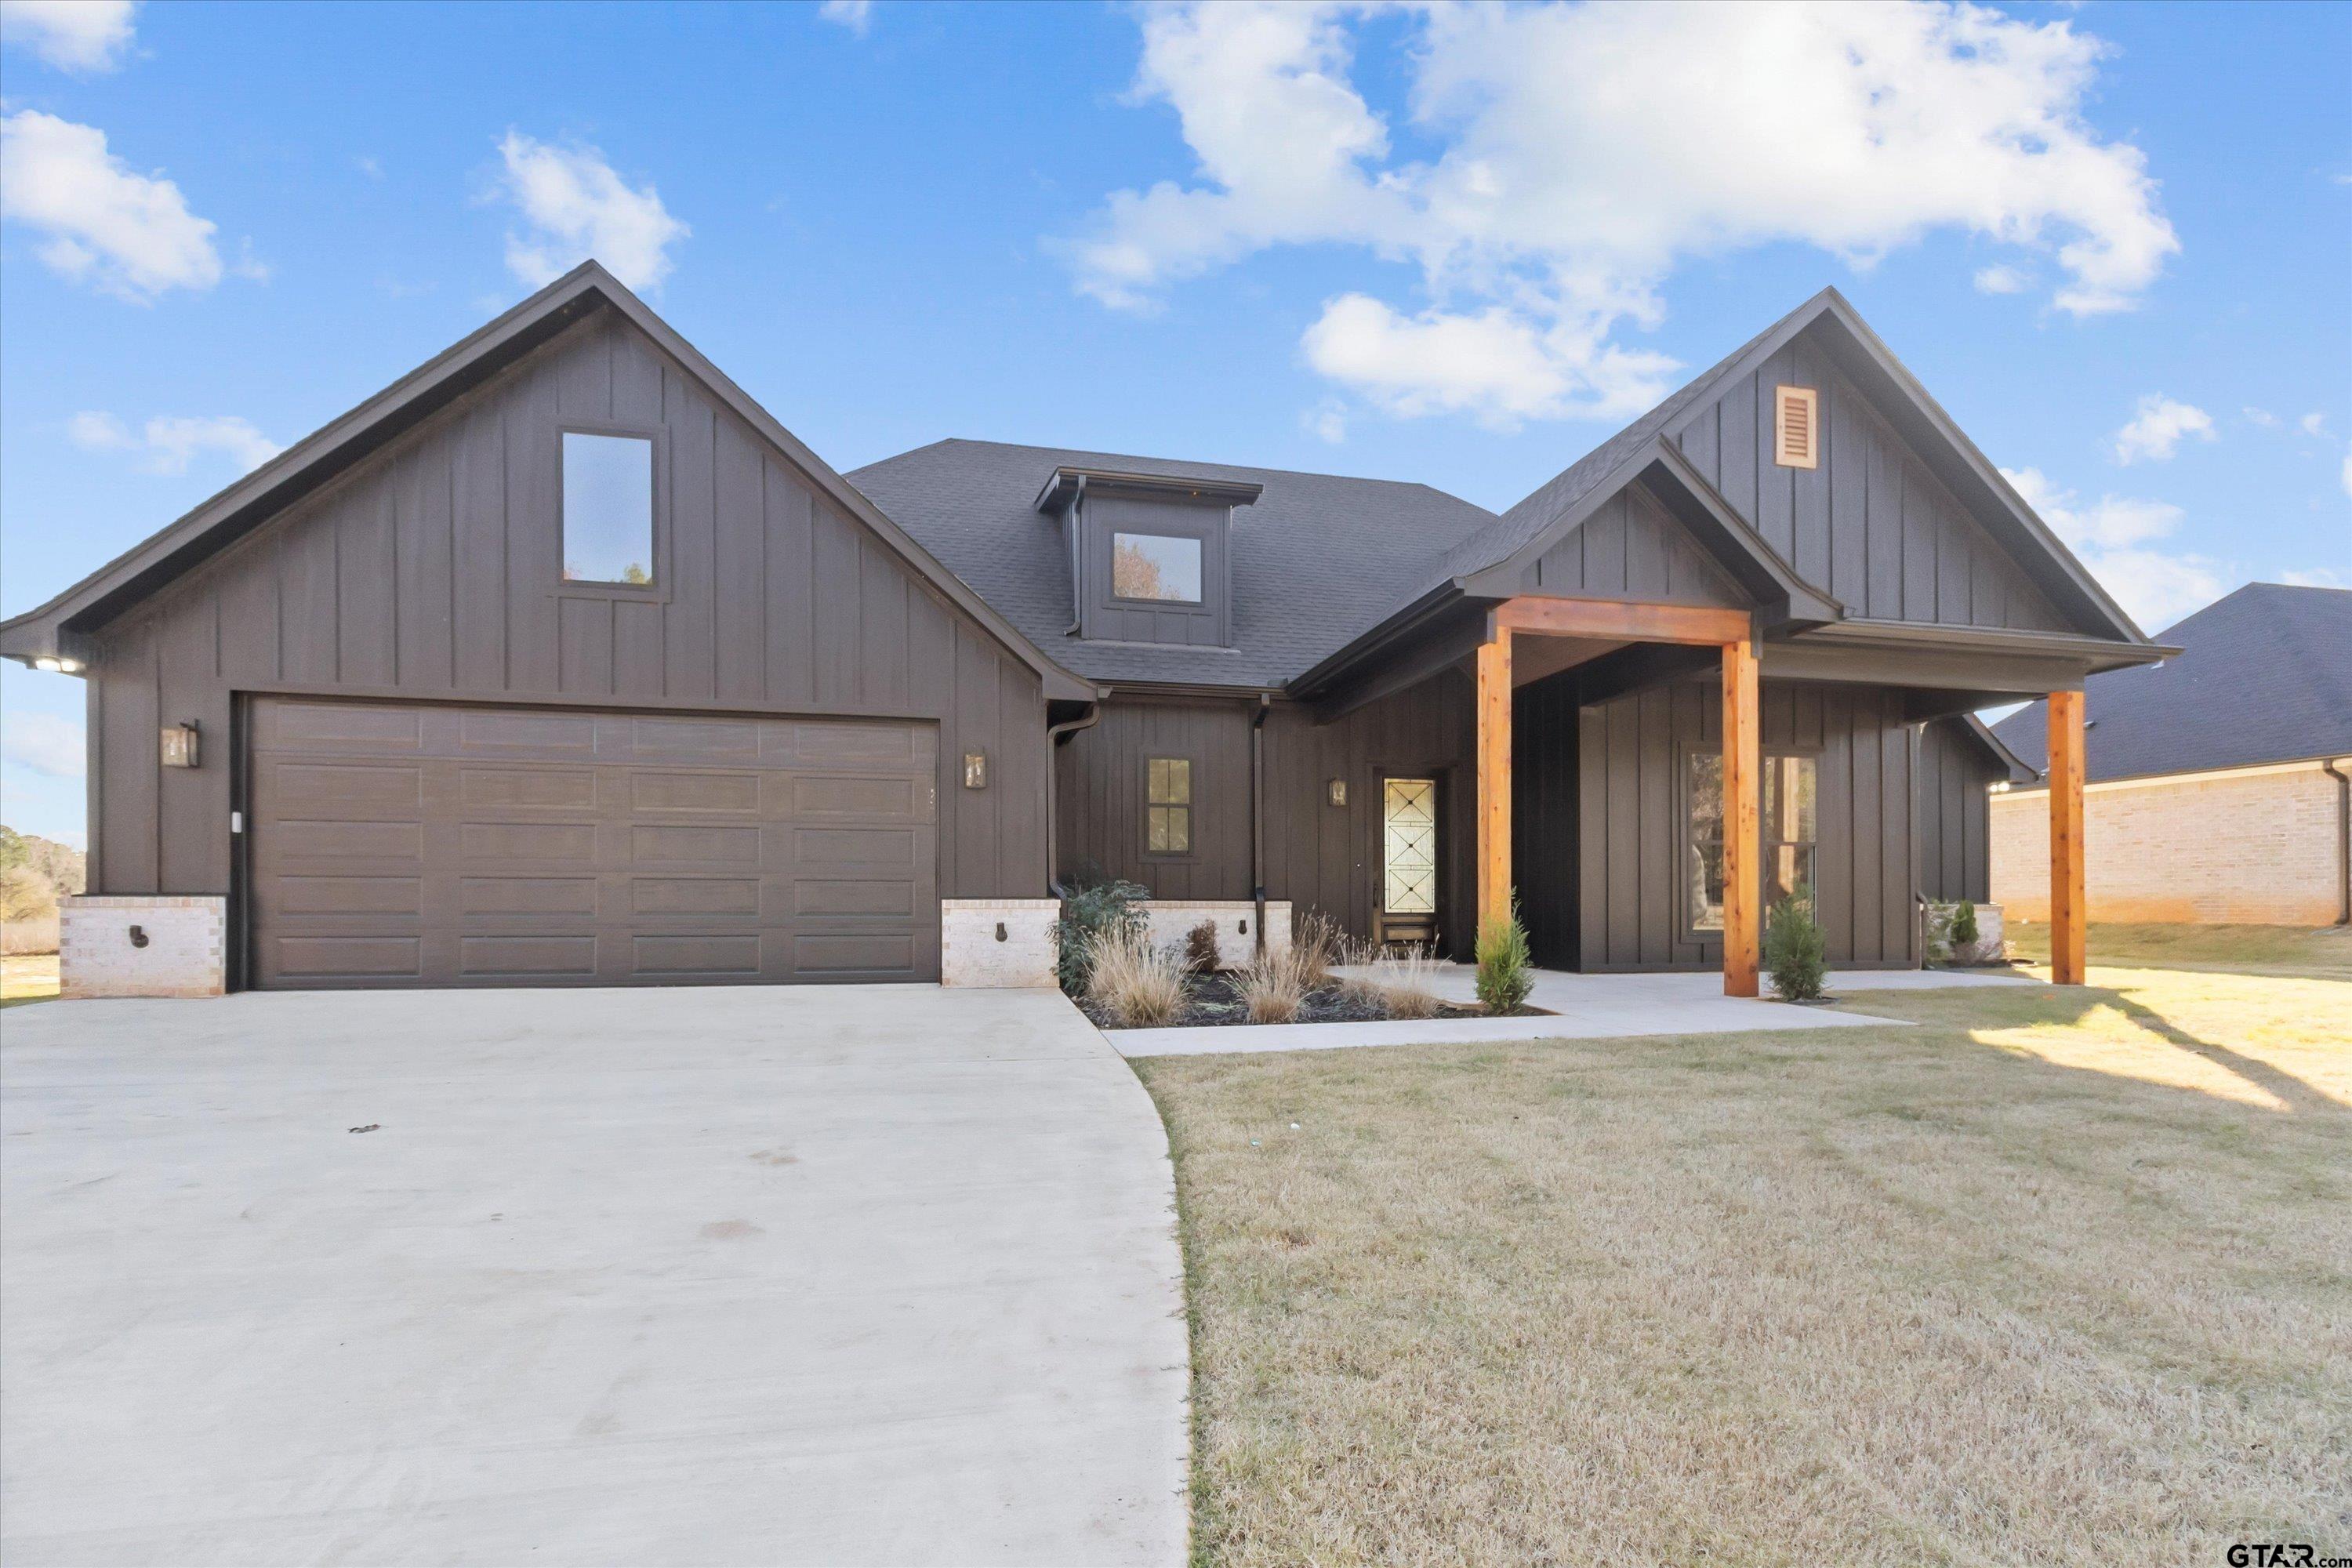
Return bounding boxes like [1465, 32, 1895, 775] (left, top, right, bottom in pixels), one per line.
[33, 657, 59, 672]
[161, 721, 200, 769]
[31, 656, 81, 673]
[964, 751, 987, 789]
[1327, 779, 1348, 807]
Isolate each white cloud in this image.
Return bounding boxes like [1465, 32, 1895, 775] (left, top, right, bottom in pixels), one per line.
[1302, 398, 1348, 444]
[1973, 264, 2031, 295]
[2111, 394, 2214, 465]
[2002, 464, 2223, 630]
[0, 109, 223, 301]
[1303, 292, 1675, 426]
[2299, 411, 2328, 437]
[2243, 406, 2278, 429]
[0, 0, 135, 72]
[818, 0, 871, 34]
[2, 712, 85, 779]
[70, 410, 282, 475]
[2280, 567, 2344, 590]
[1062, 1, 2176, 425]
[494, 132, 689, 292]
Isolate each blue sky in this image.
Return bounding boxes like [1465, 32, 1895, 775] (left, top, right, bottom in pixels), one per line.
[2, 0, 2347, 848]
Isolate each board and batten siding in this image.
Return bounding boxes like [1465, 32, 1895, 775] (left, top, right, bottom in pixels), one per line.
[1673, 336, 2069, 632]
[1056, 676, 1477, 957]
[1568, 678, 1919, 971]
[1915, 716, 2003, 904]
[1515, 479, 1748, 607]
[84, 308, 1048, 903]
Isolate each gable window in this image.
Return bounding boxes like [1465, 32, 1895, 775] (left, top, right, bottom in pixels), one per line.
[1145, 757, 1192, 855]
[1111, 533, 1203, 603]
[562, 431, 655, 585]
[1774, 385, 1820, 470]
[1686, 750, 1817, 934]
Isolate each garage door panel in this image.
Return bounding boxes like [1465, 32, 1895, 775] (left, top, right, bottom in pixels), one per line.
[630, 877, 761, 915]
[249, 699, 939, 988]
[460, 768, 597, 808]
[459, 935, 600, 978]
[274, 935, 425, 980]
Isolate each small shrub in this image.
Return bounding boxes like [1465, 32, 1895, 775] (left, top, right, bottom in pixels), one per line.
[1474, 907, 1534, 1015]
[1373, 944, 1444, 1019]
[1051, 877, 1149, 996]
[1765, 884, 1828, 1001]
[1183, 918, 1222, 975]
[1236, 946, 1311, 1024]
[1085, 931, 1188, 1027]
[1950, 899, 1980, 955]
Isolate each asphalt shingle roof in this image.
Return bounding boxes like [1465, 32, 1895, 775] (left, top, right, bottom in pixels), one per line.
[848, 439, 1498, 688]
[1990, 583, 2352, 782]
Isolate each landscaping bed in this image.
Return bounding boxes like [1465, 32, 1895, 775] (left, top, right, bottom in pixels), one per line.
[1077, 969, 1544, 1031]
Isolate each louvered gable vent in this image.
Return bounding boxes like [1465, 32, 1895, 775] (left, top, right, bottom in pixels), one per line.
[1775, 385, 1819, 469]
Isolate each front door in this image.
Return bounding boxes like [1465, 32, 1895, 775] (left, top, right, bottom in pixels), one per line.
[1378, 776, 1440, 949]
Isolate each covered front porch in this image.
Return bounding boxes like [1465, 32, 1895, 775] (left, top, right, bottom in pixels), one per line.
[1466, 593, 2093, 995]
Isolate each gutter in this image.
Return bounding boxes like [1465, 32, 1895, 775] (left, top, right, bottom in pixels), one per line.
[1250, 694, 1270, 960]
[2325, 757, 2352, 926]
[1044, 701, 1102, 896]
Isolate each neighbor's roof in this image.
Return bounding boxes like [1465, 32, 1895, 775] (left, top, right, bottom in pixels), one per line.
[1991, 583, 2352, 782]
[847, 439, 1498, 688]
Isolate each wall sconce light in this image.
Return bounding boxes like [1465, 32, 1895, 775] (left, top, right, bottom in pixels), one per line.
[1327, 779, 1348, 807]
[160, 721, 200, 769]
[32, 656, 80, 673]
[963, 751, 988, 789]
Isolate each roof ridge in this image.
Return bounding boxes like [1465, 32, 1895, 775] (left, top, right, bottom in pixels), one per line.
[884, 437, 1496, 507]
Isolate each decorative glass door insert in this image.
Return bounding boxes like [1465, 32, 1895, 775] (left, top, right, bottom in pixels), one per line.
[1382, 779, 1439, 916]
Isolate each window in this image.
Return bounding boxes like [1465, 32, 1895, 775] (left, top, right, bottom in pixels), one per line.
[1774, 385, 1819, 470]
[1146, 757, 1192, 855]
[1111, 533, 1203, 603]
[1686, 750, 1817, 933]
[561, 432, 655, 585]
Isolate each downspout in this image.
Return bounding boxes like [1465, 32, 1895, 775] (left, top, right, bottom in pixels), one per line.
[2323, 757, 2352, 926]
[1044, 701, 1102, 897]
[1250, 694, 1270, 960]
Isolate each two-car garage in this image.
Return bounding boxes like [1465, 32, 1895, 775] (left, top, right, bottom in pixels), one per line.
[245, 698, 940, 988]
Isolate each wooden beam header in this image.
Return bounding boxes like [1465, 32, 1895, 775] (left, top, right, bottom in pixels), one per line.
[1493, 595, 1751, 648]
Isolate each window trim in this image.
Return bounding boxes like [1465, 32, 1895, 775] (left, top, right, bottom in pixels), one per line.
[1107, 531, 1207, 608]
[1143, 754, 1196, 860]
[554, 420, 672, 604]
[1679, 741, 1822, 940]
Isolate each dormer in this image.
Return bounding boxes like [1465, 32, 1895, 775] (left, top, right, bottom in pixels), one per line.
[1033, 466, 1262, 648]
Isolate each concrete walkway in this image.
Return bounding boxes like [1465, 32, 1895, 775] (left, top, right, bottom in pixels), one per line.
[1114, 964, 2034, 1058]
[1, 985, 1188, 1567]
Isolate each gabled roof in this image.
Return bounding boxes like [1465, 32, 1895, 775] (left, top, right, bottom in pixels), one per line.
[848, 439, 1497, 689]
[1991, 583, 2352, 782]
[0, 262, 1094, 702]
[1388, 286, 2149, 648]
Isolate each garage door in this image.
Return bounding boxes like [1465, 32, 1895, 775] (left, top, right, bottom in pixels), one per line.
[246, 698, 938, 988]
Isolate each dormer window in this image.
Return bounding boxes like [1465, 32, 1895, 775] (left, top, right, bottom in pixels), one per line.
[1111, 533, 1203, 603]
[1034, 463, 1261, 648]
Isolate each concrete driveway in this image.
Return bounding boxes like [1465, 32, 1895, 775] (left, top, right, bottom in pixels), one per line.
[1, 985, 1189, 1567]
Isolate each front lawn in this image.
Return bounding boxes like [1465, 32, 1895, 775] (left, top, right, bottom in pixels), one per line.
[2005, 918, 2351, 979]
[1, 953, 59, 1008]
[1134, 963, 2351, 1565]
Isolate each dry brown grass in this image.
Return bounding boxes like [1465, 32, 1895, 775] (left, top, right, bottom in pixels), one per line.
[1086, 931, 1188, 1027]
[1, 953, 60, 1008]
[2009, 918, 2352, 980]
[1135, 961, 2352, 1565]
[1235, 946, 1313, 1025]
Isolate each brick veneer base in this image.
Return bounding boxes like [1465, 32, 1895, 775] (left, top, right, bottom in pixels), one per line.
[60, 896, 228, 999]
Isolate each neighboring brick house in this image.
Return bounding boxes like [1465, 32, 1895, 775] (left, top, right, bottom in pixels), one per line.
[1990, 583, 2352, 926]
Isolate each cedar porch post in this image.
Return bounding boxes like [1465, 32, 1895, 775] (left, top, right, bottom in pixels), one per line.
[2047, 688, 2087, 985]
[1475, 625, 1512, 934]
[1720, 637, 1760, 997]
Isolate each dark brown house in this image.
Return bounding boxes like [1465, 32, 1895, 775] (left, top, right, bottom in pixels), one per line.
[1, 263, 2160, 994]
